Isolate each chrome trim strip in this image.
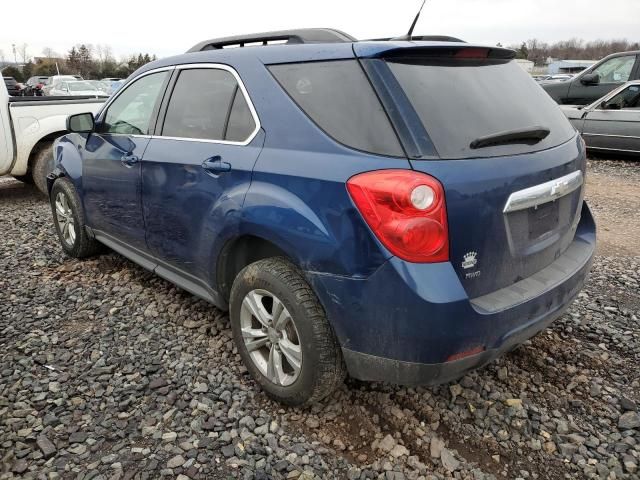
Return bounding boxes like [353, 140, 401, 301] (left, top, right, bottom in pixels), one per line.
[503, 170, 583, 213]
[587, 146, 640, 153]
[583, 133, 640, 140]
[97, 63, 261, 146]
[151, 63, 261, 146]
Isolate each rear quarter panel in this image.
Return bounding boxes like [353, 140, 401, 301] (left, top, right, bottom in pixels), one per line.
[228, 55, 412, 277]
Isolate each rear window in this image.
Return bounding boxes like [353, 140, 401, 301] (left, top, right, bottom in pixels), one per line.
[269, 60, 403, 157]
[387, 59, 576, 159]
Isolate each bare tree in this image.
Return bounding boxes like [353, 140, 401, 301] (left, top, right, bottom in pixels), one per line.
[510, 38, 640, 66]
[42, 47, 59, 59]
[16, 43, 29, 64]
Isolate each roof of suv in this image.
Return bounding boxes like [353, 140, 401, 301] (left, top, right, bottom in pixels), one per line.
[134, 28, 514, 79]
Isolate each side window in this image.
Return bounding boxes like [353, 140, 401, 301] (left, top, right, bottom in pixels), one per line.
[102, 71, 168, 135]
[225, 88, 257, 142]
[269, 60, 403, 157]
[161, 68, 255, 142]
[592, 55, 636, 84]
[604, 85, 640, 110]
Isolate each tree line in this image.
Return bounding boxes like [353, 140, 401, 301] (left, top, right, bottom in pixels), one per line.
[507, 38, 640, 65]
[1, 43, 157, 82]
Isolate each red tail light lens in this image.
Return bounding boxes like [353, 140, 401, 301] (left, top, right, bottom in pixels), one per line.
[347, 170, 449, 263]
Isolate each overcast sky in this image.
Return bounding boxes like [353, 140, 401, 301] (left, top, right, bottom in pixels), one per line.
[1, 0, 639, 62]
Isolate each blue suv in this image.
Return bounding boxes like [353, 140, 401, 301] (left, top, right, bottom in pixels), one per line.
[48, 29, 596, 405]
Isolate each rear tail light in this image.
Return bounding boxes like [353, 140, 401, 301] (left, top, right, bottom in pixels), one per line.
[455, 48, 490, 59]
[347, 170, 449, 263]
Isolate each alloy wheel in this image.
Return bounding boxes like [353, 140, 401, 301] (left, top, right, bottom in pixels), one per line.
[55, 192, 76, 247]
[240, 289, 302, 386]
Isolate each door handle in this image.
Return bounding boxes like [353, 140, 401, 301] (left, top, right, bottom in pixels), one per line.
[121, 154, 139, 166]
[202, 156, 232, 175]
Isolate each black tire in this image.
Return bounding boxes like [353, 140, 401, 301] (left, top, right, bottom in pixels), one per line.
[32, 143, 54, 195]
[50, 177, 102, 258]
[12, 173, 34, 184]
[230, 257, 346, 406]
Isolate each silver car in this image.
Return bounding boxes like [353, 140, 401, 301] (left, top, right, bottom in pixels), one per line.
[562, 80, 640, 155]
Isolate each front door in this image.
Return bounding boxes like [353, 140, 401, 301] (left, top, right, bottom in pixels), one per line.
[82, 69, 171, 251]
[583, 83, 640, 153]
[568, 54, 638, 105]
[142, 66, 263, 282]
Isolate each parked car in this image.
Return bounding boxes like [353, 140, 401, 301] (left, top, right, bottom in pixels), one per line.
[86, 80, 110, 91]
[533, 75, 551, 82]
[101, 77, 123, 82]
[561, 80, 640, 155]
[0, 79, 107, 193]
[48, 29, 596, 406]
[43, 75, 83, 95]
[545, 74, 574, 82]
[3, 76, 20, 96]
[49, 80, 108, 97]
[22, 76, 50, 96]
[542, 50, 640, 105]
[105, 80, 125, 95]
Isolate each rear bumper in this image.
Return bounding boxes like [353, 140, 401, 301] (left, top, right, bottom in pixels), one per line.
[307, 202, 595, 385]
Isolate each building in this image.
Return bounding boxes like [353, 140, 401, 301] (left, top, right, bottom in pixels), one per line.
[515, 59, 534, 73]
[548, 59, 597, 75]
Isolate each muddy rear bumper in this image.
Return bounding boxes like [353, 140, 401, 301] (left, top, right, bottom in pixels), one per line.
[308, 202, 596, 385]
[341, 295, 573, 385]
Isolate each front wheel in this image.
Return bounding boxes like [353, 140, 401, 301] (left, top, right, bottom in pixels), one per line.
[50, 178, 103, 258]
[230, 257, 346, 406]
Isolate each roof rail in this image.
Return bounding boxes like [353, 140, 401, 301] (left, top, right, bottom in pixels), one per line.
[187, 28, 357, 53]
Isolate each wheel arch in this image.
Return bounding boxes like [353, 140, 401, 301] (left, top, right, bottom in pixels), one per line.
[21, 130, 66, 179]
[216, 234, 297, 302]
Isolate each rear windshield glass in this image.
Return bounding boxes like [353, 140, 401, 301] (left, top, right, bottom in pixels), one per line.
[269, 60, 403, 157]
[387, 59, 575, 159]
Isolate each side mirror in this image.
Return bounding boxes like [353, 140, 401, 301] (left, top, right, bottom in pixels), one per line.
[67, 112, 95, 133]
[581, 73, 600, 86]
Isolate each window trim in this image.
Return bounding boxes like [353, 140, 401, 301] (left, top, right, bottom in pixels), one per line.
[97, 66, 176, 138]
[154, 63, 261, 146]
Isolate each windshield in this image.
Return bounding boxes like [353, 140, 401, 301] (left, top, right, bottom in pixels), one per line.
[68, 81, 97, 92]
[387, 58, 576, 159]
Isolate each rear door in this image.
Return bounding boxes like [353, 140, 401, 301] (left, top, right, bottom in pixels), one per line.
[142, 65, 263, 282]
[364, 48, 584, 299]
[582, 84, 640, 153]
[82, 69, 171, 251]
[568, 54, 638, 105]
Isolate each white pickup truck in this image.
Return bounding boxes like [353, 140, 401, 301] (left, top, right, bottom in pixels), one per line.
[0, 79, 107, 194]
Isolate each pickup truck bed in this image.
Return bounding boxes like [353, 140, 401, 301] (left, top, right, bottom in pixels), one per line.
[1, 82, 107, 194]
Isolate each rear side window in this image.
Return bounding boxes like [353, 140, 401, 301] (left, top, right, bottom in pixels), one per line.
[226, 88, 257, 142]
[387, 59, 576, 159]
[162, 68, 256, 142]
[269, 60, 403, 157]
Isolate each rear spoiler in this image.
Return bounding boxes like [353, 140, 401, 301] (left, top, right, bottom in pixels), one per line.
[354, 42, 516, 61]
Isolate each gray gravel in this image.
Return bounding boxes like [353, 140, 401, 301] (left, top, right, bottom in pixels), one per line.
[1, 158, 639, 479]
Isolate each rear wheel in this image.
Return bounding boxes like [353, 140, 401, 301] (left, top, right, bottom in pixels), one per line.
[32, 143, 54, 195]
[230, 257, 346, 406]
[50, 178, 102, 258]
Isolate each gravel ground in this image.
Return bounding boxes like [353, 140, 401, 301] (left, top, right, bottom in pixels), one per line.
[1, 158, 639, 480]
